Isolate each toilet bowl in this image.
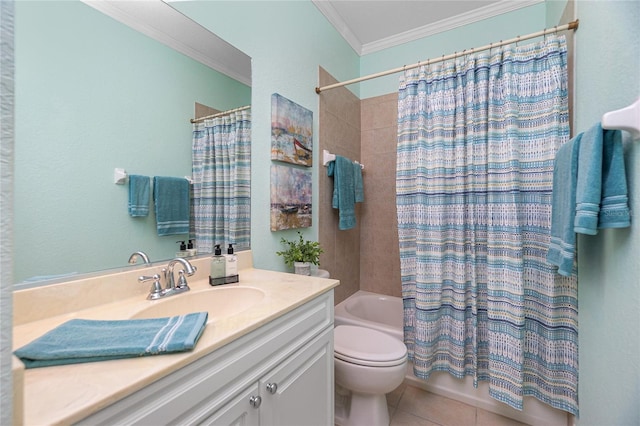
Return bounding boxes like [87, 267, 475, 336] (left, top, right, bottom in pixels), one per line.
[334, 325, 408, 426]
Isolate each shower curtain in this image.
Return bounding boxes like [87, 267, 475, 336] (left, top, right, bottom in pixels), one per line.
[396, 35, 578, 415]
[192, 109, 251, 253]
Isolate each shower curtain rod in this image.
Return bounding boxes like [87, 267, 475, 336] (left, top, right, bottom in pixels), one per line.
[190, 104, 251, 123]
[315, 19, 579, 94]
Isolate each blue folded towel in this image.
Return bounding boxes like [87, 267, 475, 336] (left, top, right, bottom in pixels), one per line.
[128, 175, 150, 217]
[327, 155, 363, 230]
[153, 176, 190, 236]
[14, 312, 208, 369]
[547, 133, 582, 276]
[574, 123, 630, 233]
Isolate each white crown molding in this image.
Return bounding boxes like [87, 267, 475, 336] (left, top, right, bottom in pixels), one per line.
[362, 0, 543, 55]
[314, 0, 543, 57]
[312, 0, 363, 55]
[81, 0, 251, 86]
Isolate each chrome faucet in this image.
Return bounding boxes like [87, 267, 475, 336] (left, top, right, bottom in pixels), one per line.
[165, 257, 197, 292]
[138, 257, 197, 300]
[128, 251, 151, 265]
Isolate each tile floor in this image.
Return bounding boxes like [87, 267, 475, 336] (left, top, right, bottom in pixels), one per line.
[386, 384, 529, 426]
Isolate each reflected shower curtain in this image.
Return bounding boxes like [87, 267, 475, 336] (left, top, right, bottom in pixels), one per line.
[192, 109, 251, 253]
[396, 35, 578, 415]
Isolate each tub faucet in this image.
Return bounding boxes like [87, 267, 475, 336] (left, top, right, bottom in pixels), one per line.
[128, 251, 151, 265]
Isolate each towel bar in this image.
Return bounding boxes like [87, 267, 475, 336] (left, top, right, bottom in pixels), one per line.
[602, 97, 640, 139]
[322, 149, 364, 169]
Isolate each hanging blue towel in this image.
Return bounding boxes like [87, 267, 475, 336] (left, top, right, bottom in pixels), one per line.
[574, 123, 604, 234]
[547, 133, 582, 276]
[598, 129, 630, 228]
[128, 175, 150, 217]
[14, 312, 208, 369]
[574, 123, 630, 234]
[153, 176, 190, 236]
[354, 161, 364, 203]
[328, 155, 363, 230]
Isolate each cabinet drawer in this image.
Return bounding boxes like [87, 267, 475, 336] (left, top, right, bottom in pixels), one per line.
[77, 291, 333, 425]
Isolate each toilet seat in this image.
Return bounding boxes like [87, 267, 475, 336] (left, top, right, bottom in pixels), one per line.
[334, 325, 407, 367]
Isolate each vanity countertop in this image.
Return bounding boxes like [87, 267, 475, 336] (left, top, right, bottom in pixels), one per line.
[12, 256, 338, 426]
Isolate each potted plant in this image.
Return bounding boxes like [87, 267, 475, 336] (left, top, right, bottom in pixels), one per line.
[276, 232, 324, 275]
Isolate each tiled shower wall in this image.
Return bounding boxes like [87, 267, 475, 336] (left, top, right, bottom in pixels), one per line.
[318, 67, 362, 305]
[359, 93, 401, 297]
[318, 66, 401, 302]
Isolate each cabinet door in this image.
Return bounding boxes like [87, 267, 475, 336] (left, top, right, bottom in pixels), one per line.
[200, 382, 261, 426]
[260, 328, 334, 426]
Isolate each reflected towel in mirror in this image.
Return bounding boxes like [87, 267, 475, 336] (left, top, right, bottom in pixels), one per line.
[128, 174, 150, 217]
[153, 176, 190, 236]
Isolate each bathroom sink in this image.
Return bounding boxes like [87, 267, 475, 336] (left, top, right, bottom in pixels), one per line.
[130, 286, 265, 323]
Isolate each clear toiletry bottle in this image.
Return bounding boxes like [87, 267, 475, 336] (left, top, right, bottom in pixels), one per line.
[176, 240, 189, 258]
[209, 245, 226, 286]
[187, 239, 197, 257]
[224, 243, 239, 284]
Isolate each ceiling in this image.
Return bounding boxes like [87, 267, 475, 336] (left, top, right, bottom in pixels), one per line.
[312, 0, 543, 55]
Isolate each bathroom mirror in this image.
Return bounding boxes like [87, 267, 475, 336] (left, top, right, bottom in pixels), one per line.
[13, 0, 252, 286]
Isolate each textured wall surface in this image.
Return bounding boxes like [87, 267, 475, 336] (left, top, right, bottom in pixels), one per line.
[574, 1, 640, 424]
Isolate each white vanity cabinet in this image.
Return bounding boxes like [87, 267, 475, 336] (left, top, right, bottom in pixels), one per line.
[76, 291, 334, 426]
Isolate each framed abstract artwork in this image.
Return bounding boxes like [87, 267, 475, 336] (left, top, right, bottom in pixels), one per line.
[270, 164, 312, 231]
[271, 93, 313, 167]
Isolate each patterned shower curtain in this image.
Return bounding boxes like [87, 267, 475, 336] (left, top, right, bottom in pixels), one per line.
[396, 35, 578, 415]
[192, 109, 251, 253]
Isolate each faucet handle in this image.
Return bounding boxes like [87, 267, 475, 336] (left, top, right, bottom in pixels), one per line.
[139, 274, 163, 299]
[176, 269, 190, 290]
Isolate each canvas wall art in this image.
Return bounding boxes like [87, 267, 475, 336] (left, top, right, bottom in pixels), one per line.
[271, 93, 313, 167]
[270, 164, 312, 231]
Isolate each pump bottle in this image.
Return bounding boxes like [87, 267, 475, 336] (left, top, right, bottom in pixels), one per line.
[209, 245, 226, 286]
[176, 241, 189, 258]
[187, 239, 197, 257]
[224, 244, 239, 283]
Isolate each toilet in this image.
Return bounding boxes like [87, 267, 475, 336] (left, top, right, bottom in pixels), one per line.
[334, 325, 408, 426]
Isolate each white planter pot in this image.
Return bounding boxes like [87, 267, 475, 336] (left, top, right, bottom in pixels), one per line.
[294, 261, 311, 275]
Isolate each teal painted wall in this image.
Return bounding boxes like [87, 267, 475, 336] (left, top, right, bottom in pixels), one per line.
[14, 1, 250, 282]
[574, 1, 640, 424]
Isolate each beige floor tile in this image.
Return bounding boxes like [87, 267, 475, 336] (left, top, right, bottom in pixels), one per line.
[387, 383, 407, 408]
[397, 386, 476, 426]
[476, 408, 529, 426]
[390, 410, 441, 426]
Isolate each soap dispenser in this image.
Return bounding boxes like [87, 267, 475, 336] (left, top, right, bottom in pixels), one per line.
[209, 245, 226, 286]
[176, 241, 189, 258]
[187, 239, 197, 257]
[224, 243, 239, 284]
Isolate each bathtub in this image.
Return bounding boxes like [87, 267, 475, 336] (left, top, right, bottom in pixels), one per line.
[334, 290, 403, 341]
[334, 290, 570, 426]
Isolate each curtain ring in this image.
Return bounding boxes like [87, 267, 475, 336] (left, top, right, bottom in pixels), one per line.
[516, 35, 521, 46]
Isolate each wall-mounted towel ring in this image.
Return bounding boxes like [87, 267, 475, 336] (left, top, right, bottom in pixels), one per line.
[602, 97, 640, 139]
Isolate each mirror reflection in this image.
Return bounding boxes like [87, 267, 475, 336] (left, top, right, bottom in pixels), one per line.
[14, 1, 251, 285]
